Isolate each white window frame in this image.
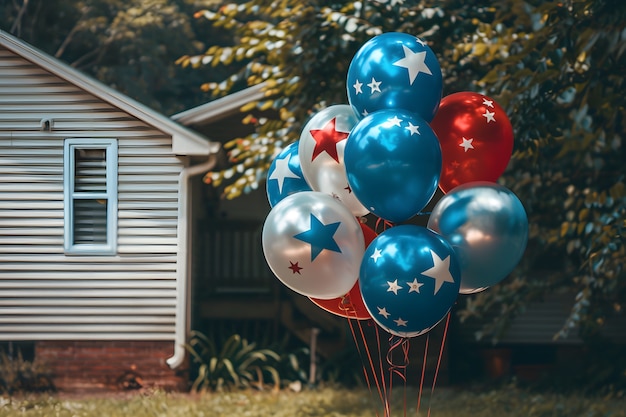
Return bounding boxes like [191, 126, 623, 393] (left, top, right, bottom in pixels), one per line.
[63, 138, 118, 255]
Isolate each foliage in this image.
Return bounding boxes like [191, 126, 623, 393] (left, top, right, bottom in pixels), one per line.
[1, 385, 626, 417]
[450, 0, 626, 343]
[0, 0, 230, 114]
[177, 0, 464, 198]
[181, 0, 625, 349]
[0, 350, 54, 395]
[318, 345, 369, 388]
[273, 342, 310, 387]
[185, 331, 282, 391]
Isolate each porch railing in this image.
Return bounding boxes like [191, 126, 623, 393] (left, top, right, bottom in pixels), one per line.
[195, 219, 276, 296]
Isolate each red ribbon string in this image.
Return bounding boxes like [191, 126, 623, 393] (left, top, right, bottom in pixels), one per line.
[338, 294, 357, 317]
[427, 311, 451, 417]
[372, 324, 391, 417]
[347, 318, 381, 417]
[374, 217, 395, 234]
[416, 333, 430, 415]
[386, 336, 410, 417]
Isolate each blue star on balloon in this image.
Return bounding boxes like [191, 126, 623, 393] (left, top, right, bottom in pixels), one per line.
[294, 214, 342, 261]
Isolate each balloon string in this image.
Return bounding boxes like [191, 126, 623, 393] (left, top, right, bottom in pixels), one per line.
[373, 323, 390, 417]
[347, 318, 382, 417]
[337, 294, 358, 317]
[386, 335, 409, 382]
[427, 311, 451, 417]
[386, 336, 410, 417]
[416, 333, 430, 415]
[374, 217, 394, 234]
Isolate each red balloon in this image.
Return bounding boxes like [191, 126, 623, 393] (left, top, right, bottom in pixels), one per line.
[309, 222, 376, 320]
[430, 92, 514, 193]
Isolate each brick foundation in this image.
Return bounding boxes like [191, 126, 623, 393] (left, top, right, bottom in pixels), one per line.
[35, 340, 188, 392]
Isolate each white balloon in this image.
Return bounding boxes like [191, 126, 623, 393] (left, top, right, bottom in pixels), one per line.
[262, 191, 365, 299]
[299, 105, 369, 217]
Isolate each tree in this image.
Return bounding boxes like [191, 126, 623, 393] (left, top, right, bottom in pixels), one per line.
[452, 0, 626, 345]
[177, 0, 485, 196]
[179, 0, 625, 355]
[1, 0, 228, 114]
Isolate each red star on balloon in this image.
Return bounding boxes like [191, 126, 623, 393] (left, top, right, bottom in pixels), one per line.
[288, 261, 303, 274]
[309, 117, 349, 163]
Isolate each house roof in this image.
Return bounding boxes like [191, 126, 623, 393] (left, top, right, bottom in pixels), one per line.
[171, 82, 267, 127]
[0, 29, 220, 156]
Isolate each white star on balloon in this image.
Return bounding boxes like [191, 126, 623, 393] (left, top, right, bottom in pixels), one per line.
[459, 137, 475, 152]
[353, 79, 363, 95]
[269, 155, 301, 193]
[361, 109, 369, 117]
[371, 248, 383, 263]
[387, 279, 402, 295]
[378, 306, 391, 318]
[393, 45, 432, 85]
[394, 317, 408, 327]
[416, 37, 427, 47]
[367, 77, 382, 93]
[387, 116, 403, 127]
[406, 122, 420, 136]
[421, 249, 455, 295]
[482, 109, 496, 123]
[407, 278, 424, 293]
[482, 98, 494, 108]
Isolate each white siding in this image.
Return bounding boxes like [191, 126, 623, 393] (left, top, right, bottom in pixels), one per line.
[0, 47, 182, 340]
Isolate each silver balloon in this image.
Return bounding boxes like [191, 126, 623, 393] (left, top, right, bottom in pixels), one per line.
[262, 191, 365, 299]
[427, 182, 528, 294]
[299, 105, 369, 217]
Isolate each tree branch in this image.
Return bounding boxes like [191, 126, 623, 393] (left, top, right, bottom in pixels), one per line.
[10, 0, 29, 37]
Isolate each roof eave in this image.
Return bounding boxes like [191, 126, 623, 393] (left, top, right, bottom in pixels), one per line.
[172, 82, 267, 127]
[0, 29, 220, 156]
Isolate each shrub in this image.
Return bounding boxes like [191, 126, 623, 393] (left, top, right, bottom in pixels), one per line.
[0, 349, 55, 394]
[185, 332, 281, 392]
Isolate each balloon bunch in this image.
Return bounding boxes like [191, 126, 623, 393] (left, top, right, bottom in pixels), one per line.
[263, 29, 528, 353]
[263, 31, 528, 415]
[263, 32, 528, 337]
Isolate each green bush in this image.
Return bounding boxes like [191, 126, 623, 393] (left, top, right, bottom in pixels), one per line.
[273, 342, 310, 387]
[0, 350, 55, 394]
[185, 332, 282, 392]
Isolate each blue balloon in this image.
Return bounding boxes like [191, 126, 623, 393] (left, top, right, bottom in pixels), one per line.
[427, 182, 529, 294]
[359, 225, 461, 338]
[347, 32, 443, 122]
[266, 141, 311, 207]
[344, 109, 442, 223]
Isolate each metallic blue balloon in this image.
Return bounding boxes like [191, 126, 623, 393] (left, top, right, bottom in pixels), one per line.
[344, 109, 442, 223]
[359, 225, 461, 338]
[266, 141, 311, 207]
[427, 182, 528, 294]
[347, 32, 443, 122]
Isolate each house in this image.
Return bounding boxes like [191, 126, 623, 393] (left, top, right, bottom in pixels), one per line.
[0, 29, 229, 392]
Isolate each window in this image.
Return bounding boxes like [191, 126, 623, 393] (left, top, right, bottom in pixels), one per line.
[64, 139, 118, 254]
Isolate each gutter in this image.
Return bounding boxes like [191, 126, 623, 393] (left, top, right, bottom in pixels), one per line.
[167, 154, 218, 368]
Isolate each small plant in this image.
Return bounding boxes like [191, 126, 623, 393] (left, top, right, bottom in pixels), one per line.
[275, 344, 310, 388]
[0, 349, 55, 394]
[185, 331, 281, 392]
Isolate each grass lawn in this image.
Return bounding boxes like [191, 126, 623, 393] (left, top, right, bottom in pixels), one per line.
[1, 385, 625, 417]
